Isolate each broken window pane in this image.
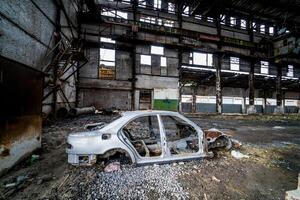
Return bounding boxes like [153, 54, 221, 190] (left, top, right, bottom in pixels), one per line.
[123, 116, 162, 157]
[161, 115, 199, 155]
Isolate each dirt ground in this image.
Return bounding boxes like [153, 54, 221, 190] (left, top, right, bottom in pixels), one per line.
[0, 114, 299, 200]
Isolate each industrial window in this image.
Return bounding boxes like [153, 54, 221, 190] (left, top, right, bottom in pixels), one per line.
[164, 20, 174, 27]
[100, 37, 115, 44]
[161, 57, 167, 75]
[168, 3, 175, 14]
[220, 14, 226, 25]
[195, 15, 202, 20]
[230, 17, 236, 27]
[260, 25, 265, 34]
[230, 57, 240, 71]
[99, 48, 116, 79]
[192, 52, 213, 66]
[260, 61, 269, 74]
[116, 11, 128, 19]
[157, 19, 162, 25]
[207, 17, 214, 23]
[252, 22, 256, 32]
[160, 57, 167, 67]
[287, 65, 294, 77]
[183, 6, 189, 16]
[151, 46, 164, 55]
[154, 0, 161, 9]
[101, 9, 128, 19]
[139, 0, 146, 7]
[240, 19, 247, 29]
[269, 27, 274, 35]
[141, 55, 151, 65]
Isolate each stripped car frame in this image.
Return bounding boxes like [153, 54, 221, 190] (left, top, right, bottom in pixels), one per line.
[66, 111, 212, 166]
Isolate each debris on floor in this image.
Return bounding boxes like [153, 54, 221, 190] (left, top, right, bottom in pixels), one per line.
[231, 150, 249, 159]
[104, 161, 121, 172]
[211, 176, 221, 183]
[205, 128, 241, 151]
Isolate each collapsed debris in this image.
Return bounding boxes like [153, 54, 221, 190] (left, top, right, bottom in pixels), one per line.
[204, 128, 241, 151]
[69, 106, 96, 117]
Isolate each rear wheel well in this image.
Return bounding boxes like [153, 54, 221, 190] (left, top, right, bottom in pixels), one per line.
[98, 148, 133, 164]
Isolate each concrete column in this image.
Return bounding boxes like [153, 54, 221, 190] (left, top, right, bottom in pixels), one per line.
[241, 89, 247, 114]
[274, 64, 284, 114]
[192, 86, 197, 113]
[178, 84, 183, 113]
[262, 97, 266, 114]
[247, 60, 257, 114]
[216, 54, 222, 114]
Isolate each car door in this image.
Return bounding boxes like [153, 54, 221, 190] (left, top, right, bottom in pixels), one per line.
[121, 114, 165, 163]
[159, 114, 201, 159]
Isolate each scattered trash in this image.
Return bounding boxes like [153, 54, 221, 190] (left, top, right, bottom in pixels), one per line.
[26, 154, 40, 165]
[211, 176, 220, 183]
[231, 139, 242, 148]
[273, 126, 285, 129]
[179, 162, 185, 165]
[231, 150, 249, 159]
[104, 161, 121, 172]
[5, 183, 17, 188]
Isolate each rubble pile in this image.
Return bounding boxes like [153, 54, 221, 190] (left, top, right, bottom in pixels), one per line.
[58, 163, 198, 200]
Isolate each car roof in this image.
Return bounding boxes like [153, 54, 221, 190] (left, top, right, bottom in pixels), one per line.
[99, 110, 180, 133]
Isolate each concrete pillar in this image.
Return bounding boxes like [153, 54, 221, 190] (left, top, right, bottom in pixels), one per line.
[216, 54, 222, 114]
[192, 86, 197, 113]
[262, 97, 266, 114]
[274, 64, 284, 114]
[178, 84, 183, 113]
[240, 88, 246, 114]
[247, 60, 257, 114]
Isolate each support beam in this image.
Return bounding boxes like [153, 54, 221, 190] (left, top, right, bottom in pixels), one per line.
[274, 64, 284, 114]
[192, 86, 197, 113]
[247, 16, 256, 114]
[130, 0, 138, 111]
[215, 17, 222, 114]
[216, 55, 222, 114]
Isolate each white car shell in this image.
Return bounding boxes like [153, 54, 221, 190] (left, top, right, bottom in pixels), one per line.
[66, 110, 209, 165]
